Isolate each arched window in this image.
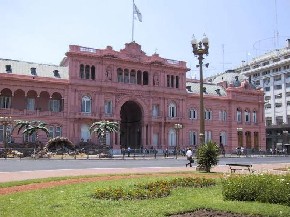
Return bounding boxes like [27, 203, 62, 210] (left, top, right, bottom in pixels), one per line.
[245, 109, 250, 123]
[219, 110, 227, 121]
[81, 96, 91, 113]
[85, 65, 90, 79]
[80, 64, 84, 79]
[137, 70, 142, 84]
[237, 108, 242, 123]
[91, 65, 95, 80]
[189, 108, 197, 120]
[168, 128, 176, 147]
[205, 109, 212, 120]
[253, 111, 257, 124]
[168, 102, 177, 118]
[117, 68, 123, 82]
[143, 71, 149, 85]
[130, 70, 136, 84]
[124, 69, 129, 83]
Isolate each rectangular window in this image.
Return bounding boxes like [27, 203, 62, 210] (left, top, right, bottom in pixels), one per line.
[274, 85, 282, 90]
[274, 75, 281, 81]
[49, 126, 54, 138]
[167, 75, 170, 87]
[23, 132, 36, 142]
[55, 127, 62, 137]
[175, 76, 179, 88]
[49, 126, 62, 138]
[0, 96, 11, 109]
[152, 105, 159, 117]
[266, 118, 272, 126]
[1, 126, 12, 143]
[205, 131, 212, 143]
[265, 104, 271, 109]
[170, 75, 174, 88]
[265, 87, 270, 91]
[5, 65, 12, 73]
[105, 100, 112, 114]
[0, 125, 3, 142]
[255, 80, 260, 85]
[27, 98, 35, 111]
[189, 131, 196, 146]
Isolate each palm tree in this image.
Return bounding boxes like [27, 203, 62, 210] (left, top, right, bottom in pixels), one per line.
[13, 120, 49, 148]
[89, 120, 119, 147]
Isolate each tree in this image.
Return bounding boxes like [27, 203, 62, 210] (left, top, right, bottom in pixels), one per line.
[13, 120, 49, 147]
[89, 120, 119, 147]
[196, 141, 219, 173]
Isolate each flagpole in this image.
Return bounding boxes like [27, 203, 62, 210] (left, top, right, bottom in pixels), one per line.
[132, 0, 135, 42]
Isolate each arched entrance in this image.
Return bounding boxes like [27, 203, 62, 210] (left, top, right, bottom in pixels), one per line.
[120, 101, 142, 149]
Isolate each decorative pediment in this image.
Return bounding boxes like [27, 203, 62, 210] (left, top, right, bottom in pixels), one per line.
[120, 42, 146, 56]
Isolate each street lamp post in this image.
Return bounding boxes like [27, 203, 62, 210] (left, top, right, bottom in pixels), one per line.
[0, 116, 13, 159]
[237, 127, 243, 156]
[191, 34, 209, 145]
[174, 123, 183, 159]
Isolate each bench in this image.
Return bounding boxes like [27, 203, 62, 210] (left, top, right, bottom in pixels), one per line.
[226, 163, 253, 173]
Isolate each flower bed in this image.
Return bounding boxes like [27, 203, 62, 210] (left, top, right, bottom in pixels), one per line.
[94, 177, 216, 200]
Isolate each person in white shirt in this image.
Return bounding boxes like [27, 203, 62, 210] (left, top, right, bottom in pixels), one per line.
[185, 148, 193, 167]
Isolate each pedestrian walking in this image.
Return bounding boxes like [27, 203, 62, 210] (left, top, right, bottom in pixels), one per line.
[185, 148, 194, 167]
[127, 147, 131, 157]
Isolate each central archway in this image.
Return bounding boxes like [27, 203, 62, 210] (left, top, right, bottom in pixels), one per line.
[120, 101, 142, 149]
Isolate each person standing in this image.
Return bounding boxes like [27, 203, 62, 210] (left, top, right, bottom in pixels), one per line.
[185, 148, 193, 167]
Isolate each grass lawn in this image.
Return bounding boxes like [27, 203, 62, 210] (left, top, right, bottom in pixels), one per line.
[0, 173, 289, 217]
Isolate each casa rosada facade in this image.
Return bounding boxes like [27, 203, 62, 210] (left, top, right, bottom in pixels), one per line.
[0, 42, 266, 153]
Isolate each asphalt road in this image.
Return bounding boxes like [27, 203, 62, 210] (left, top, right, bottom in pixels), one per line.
[0, 155, 289, 172]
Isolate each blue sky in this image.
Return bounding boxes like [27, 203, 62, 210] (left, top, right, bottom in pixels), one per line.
[1, 0, 290, 78]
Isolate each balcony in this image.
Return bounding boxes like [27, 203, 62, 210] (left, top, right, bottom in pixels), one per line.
[165, 116, 183, 122]
[0, 108, 65, 117]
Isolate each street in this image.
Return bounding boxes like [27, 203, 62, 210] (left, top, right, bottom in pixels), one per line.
[0, 155, 289, 173]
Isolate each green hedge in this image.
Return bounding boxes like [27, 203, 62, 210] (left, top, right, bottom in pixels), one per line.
[94, 177, 216, 200]
[222, 174, 290, 206]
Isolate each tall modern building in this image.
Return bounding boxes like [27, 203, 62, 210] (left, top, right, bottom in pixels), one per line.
[0, 42, 265, 154]
[234, 39, 290, 152]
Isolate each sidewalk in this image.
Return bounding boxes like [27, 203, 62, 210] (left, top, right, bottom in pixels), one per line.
[0, 163, 289, 183]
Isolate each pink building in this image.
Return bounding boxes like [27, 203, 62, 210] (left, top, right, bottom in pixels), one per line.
[0, 42, 265, 154]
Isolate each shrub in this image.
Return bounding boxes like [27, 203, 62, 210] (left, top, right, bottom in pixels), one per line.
[94, 177, 216, 200]
[222, 173, 290, 206]
[196, 141, 219, 172]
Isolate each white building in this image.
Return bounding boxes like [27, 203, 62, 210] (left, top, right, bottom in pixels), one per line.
[235, 39, 290, 152]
